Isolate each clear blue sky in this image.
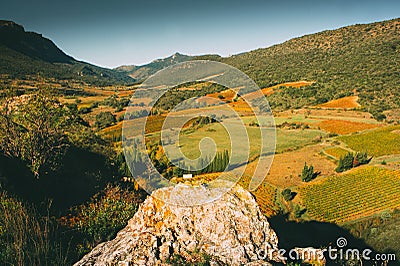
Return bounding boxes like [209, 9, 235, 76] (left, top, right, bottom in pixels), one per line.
[1, 0, 399, 68]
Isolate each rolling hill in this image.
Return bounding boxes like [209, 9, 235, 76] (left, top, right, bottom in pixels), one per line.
[214, 18, 400, 119]
[115, 52, 195, 81]
[117, 18, 400, 119]
[1, 18, 399, 118]
[0, 20, 134, 85]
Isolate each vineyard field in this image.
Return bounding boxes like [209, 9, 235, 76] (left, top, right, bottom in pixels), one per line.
[338, 125, 400, 156]
[238, 176, 279, 217]
[299, 167, 400, 224]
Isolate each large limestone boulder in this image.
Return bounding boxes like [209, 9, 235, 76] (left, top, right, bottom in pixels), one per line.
[74, 184, 284, 265]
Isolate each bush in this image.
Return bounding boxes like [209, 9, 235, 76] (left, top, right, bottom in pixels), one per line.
[336, 151, 370, 172]
[79, 107, 92, 114]
[336, 152, 355, 173]
[60, 185, 141, 256]
[95, 111, 116, 129]
[301, 163, 319, 182]
[293, 205, 306, 218]
[282, 188, 296, 201]
[0, 90, 82, 177]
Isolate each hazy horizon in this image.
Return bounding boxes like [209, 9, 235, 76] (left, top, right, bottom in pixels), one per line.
[1, 0, 399, 68]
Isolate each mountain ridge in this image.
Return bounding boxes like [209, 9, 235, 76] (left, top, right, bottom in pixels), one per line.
[1, 18, 399, 117]
[114, 17, 400, 118]
[0, 20, 135, 85]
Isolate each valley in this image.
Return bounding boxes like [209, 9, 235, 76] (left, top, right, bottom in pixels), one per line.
[0, 17, 399, 265]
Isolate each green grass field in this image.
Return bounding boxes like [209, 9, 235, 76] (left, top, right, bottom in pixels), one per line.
[169, 123, 326, 160]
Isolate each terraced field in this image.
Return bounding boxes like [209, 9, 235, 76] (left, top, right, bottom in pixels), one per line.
[299, 167, 400, 224]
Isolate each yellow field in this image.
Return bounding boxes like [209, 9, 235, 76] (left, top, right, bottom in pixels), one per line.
[252, 183, 279, 217]
[206, 89, 236, 101]
[275, 80, 315, 88]
[245, 80, 315, 100]
[338, 125, 400, 156]
[317, 119, 381, 135]
[228, 100, 254, 115]
[316, 96, 360, 109]
[323, 147, 351, 160]
[299, 166, 400, 224]
[244, 144, 336, 188]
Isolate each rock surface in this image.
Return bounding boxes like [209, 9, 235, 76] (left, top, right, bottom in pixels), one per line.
[74, 184, 284, 265]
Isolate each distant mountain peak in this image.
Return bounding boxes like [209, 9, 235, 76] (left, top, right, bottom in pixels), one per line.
[0, 20, 73, 64]
[116, 52, 194, 81]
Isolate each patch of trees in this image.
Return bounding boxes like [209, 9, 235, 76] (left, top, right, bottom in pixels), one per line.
[294, 204, 307, 218]
[301, 163, 320, 182]
[187, 116, 217, 129]
[101, 95, 130, 111]
[78, 101, 100, 114]
[173, 150, 230, 177]
[335, 151, 371, 173]
[125, 109, 149, 120]
[0, 89, 126, 209]
[0, 90, 82, 177]
[277, 122, 309, 130]
[144, 136, 230, 178]
[197, 150, 229, 174]
[151, 82, 228, 114]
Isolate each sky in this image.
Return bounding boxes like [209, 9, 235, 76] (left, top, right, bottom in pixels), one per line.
[1, 0, 399, 68]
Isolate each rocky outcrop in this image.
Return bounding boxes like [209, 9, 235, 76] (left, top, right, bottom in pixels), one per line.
[74, 184, 284, 265]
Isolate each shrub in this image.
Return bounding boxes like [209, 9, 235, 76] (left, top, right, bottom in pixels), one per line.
[95, 111, 116, 129]
[0, 90, 81, 177]
[293, 205, 306, 218]
[335, 151, 370, 172]
[60, 185, 141, 256]
[282, 188, 296, 201]
[301, 163, 319, 182]
[79, 107, 92, 114]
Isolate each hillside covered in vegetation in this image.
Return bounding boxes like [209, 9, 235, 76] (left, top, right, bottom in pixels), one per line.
[216, 18, 400, 118]
[0, 20, 134, 85]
